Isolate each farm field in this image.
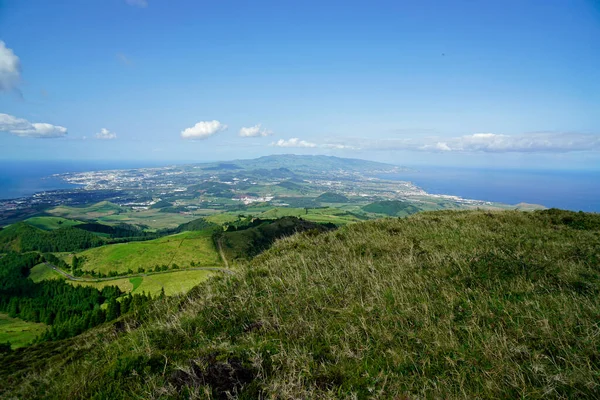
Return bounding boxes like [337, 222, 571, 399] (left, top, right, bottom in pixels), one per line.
[48, 201, 199, 230]
[68, 269, 216, 296]
[29, 263, 64, 282]
[24, 216, 83, 231]
[67, 230, 222, 275]
[0, 313, 47, 349]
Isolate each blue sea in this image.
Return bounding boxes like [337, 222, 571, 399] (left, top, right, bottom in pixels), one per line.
[381, 167, 600, 212]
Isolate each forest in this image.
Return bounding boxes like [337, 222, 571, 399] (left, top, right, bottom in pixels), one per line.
[0, 253, 152, 346]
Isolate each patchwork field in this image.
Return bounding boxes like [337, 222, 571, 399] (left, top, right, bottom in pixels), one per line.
[67, 230, 222, 275]
[0, 313, 47, 349]
[48, 202, 198, 230]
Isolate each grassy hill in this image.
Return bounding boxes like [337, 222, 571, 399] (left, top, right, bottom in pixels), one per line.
[362, 200, 422, 216]
[49, 201, 126, 219]
[216, 216, 336, 260]
[1, 209, 599, 398]
[24, 216, 84, 231]
[316, 192, 349, 203]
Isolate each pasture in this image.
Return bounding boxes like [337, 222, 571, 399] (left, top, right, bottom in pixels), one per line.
[68, 269, 216, 296]
[69, 230, 222, 275]
[24, 216, 83, 231]
[0, 313, 47, 349]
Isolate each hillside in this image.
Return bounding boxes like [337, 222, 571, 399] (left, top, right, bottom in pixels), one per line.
[216, 216, 337, 260]
[316, 192, 349, 203]
[70, 230, 222, 275]
[0, 222, 104, 252]
[363, 200, 422, 216]
[1, 209, 599, 398]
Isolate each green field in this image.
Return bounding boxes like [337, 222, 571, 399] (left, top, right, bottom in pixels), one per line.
[48, 201, 125, 219]
[49, 202, 198, 230]
[24, 216, 83, 231]
[28, 262, 216, 296]
[29, 263, 64, 282]
[69, 269, 216, 296]
[0, 313, 47, 349]
[70, 230, 222, 275]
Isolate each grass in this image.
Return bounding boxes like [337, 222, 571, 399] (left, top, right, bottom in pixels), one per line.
[68, 269, 216, 296]
[48, 201, 198, 230]
[48, 201, 125, 219]
[0, 313, 47, 349]
[71, 230, 222, 275]
[24, 216, 83, 231]
[29, 263, 64, 282]
[129, 276, 143, 291]
[2, 209, 600, 398]
[205, 206, 365, 226]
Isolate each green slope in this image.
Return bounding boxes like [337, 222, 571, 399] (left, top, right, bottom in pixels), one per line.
[362, 200, 422, 216]
[71, 230, 222, 275]
[0, 222, 105, 252]
[24, 216, 84, 231]
[1, 209, 600, 399]
[316, 192, 349, 203]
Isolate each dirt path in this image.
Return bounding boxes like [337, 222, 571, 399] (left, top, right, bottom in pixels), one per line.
[44, 261, 232, 283]
[217, 238, 229, 269]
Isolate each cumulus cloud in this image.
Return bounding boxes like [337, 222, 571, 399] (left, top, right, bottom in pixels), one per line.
[271, 138, 317, 148]
[125, 0, 147, 7]
[181, 120, 227, 140]
[239, 124, 273, 137]
[0, 41, 21, 92]
[0, 113, 67, 138]
[95, 128, 117, 140]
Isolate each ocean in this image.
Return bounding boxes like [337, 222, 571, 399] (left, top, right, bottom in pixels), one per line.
[381, 167, 600, 212]
[0, 160, 598, 212]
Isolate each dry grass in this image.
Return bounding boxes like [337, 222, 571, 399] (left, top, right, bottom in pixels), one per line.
[2, 209, 599, 399]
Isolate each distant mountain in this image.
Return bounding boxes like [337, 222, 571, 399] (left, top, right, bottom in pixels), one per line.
[198, 154, 405, 174]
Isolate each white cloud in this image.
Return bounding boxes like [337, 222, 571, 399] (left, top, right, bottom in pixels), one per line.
[322, 143, 358, 150]
[419, 132, 600, 153]
[0, 41, 21, 92]
[342, 132, 600, 153]
[239, 124, 273, 137]
[95, 128, 117, 140]
[125, 0, 147, 7]
[181, 120, 227, 140]
[0, 113, 67, 138]
[271, 138, 317, 148]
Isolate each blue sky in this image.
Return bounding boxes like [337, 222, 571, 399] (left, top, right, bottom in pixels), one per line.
[0, 0, 599, 169]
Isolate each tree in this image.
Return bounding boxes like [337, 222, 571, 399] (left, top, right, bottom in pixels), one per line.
[106, 298, 121, 321]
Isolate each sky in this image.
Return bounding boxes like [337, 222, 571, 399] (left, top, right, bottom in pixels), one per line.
[0, 0, 599, 169]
